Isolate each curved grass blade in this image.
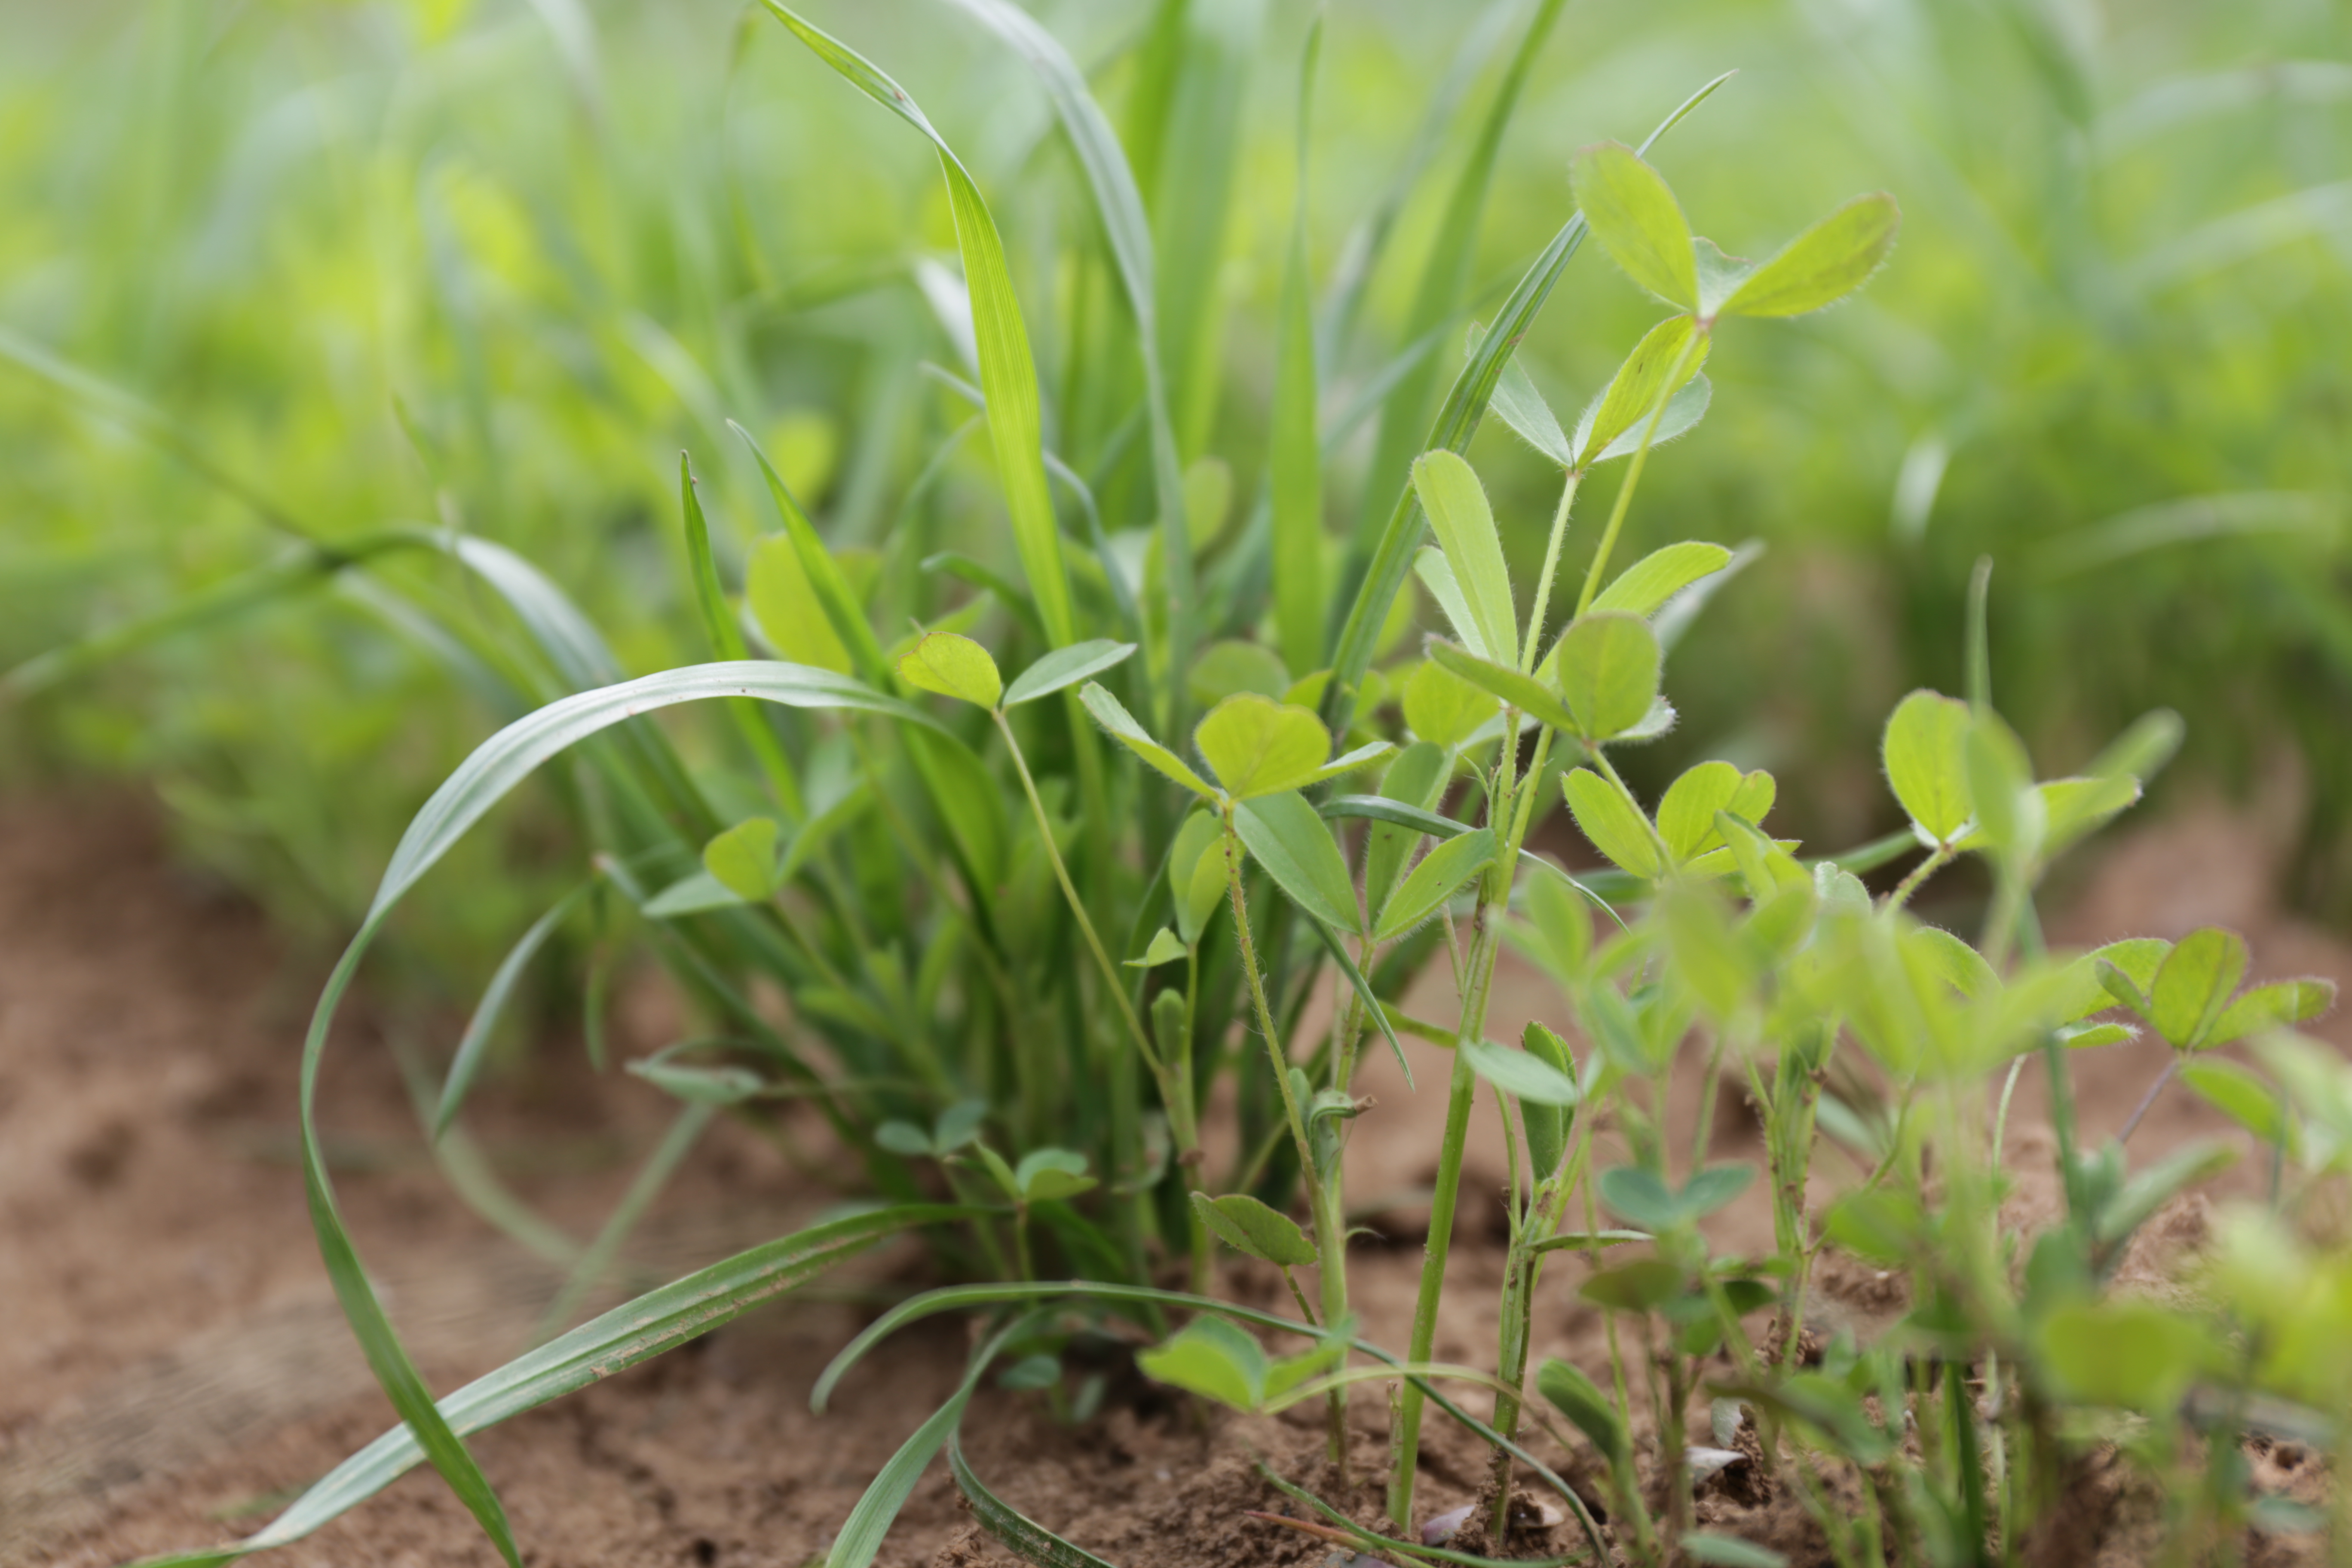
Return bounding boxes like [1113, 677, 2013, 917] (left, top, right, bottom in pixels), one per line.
[133, 1205, 978, 1567]
[435, 877, 598, 1140]
[948, 1432, 1121, 1568]
[230, 664, 953, 1567]
[1323, 70, 1735, 737]
[374, 663, 944, 921]
[759, 1, 1075, 646]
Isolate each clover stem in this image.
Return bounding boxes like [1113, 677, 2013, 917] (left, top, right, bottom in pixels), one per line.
[1522, 469, 1583, 673]
[1222, 820, 1351, 1471]
[1883, 843, 1953, 913]
[1390, 710, 1525, 1527]
[995, 712, 1160, 1075]
[2118, 1053, 2179, 1145]
[1573, 327, 1706, 619]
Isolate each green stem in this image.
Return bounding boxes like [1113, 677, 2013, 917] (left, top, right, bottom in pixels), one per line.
[1573, 328, 1705, 618]
[1390, 709, 1524, 1527]
[1883, 843, 1952, 913]
[995, 712, 1161, 1076]
[1522, 469, 1582, 672]
[1222, 818, 1349, 1469]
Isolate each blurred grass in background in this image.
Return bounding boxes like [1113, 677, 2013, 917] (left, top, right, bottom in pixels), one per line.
[1, 0, 2346, 992]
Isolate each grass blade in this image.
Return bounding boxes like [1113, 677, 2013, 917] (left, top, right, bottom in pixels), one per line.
[370, 662, 945, 923]
[435, 878, 597, 1140]
[935, 0, 1191, 689]
[948, 1432, 1120, 1568]
[135, 1206, 977, 1565]
[1349, 0, 1566, 573]
[1270, 16, 1326, 677]
[758, 1, 1075, 646]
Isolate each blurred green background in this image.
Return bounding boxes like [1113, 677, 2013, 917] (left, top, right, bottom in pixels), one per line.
[3, 0, 2347, 992]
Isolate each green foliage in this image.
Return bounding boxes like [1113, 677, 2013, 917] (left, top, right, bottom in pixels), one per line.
[12, 6, 2347, 1568]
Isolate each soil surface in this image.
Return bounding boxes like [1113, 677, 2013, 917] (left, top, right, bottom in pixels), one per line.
[3, 790, 2346, 1567]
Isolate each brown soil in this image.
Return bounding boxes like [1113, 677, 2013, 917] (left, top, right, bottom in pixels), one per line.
[2, 790, 2346, 1567]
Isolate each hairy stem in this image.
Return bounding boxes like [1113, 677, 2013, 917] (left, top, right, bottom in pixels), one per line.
[1573, 328, 1705, 618]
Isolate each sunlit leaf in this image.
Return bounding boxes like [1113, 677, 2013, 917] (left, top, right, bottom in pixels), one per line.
[1137, 1317, 1267, 1410]
[1412, 450, 1519, 668]
[1881, 690, 1972, 845]
[1195, 694, 1335, 799]
[1002, 640, 1135, 707]
[1572, 315, 1710, 467]
[1427, 638, 1577, 733]
[1590, 542, 1733, 619]
[2148, 927, 2248, 1047]
[1234, 791, 1363, 935]
[1373, 828, 1496, 941]
[1563, 767, 1663, 880]
[897, 631, 1003, 708]
[1125, 928, 1187, 968]
[2206, 977, 2337, 1047]
[1080, 681, 1214, 797]
[1463, 1037, 1581, 1106]
[1569, 141, 1697, 309]
[1721, 192, 1901, 318]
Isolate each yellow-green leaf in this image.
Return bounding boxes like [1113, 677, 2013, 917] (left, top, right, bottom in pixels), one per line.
[1569, 141, 1697, 309]
[1194, 693, 1332, 800]
[1412, 450, 1518, 668]
[1401, 658, 1499, 750]
[1555, 612, 1661, 740]
[1882, 689, 1972, 844]
[1590, 540, 1733, 618]
[1563, 767, 1664, 880]
[896, 631, 1003, 708]
[1574, 315, 1711, 469]
[1721, 193, 1900, 319]
[1080, 680, 1213, 797]
[703, 818, 783, 901]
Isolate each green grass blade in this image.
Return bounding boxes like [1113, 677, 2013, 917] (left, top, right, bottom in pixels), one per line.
[299, 949, 526, 1568]
[1270, 16, 1326, 677]
[136, 1206, 976, 1565]
[758, 1, 1075, 646]
[948, 1432, 1121, 1568]
[371, 663, 944, 923]
[2, 536, 402, 698]
[1317, 0, 1519, 353]
[534, 1101, 717, 1341]
[731, 422, 890, 684]
[1349, 0, 1565, 570]
[935, 0, 1189, 686]
[435, 878, 598, 1140]
[683, 453, 808, 817]
[1321, 70, 1733, 738]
